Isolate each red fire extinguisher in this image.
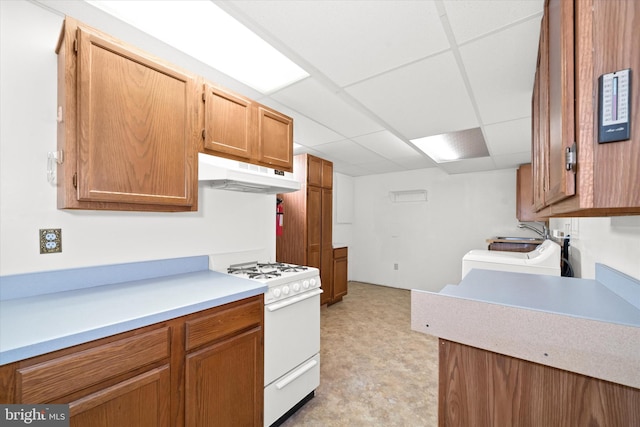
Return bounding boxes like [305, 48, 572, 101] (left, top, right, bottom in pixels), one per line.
[276, 198, 284, 236]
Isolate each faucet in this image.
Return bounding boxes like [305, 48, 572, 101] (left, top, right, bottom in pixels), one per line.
[518, 222, 549, 240]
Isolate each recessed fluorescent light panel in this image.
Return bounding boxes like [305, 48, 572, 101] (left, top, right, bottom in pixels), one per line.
[411, 127, 489, 163]
[87, 1, 309, 93]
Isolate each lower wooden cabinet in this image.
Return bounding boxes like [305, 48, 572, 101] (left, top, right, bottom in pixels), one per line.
[185, 328, 263, 427]
[330, 247, 348, 304]
[439, 339, 640, 427]
[69, 366, 171, 427]
[0, 295, 263, 427]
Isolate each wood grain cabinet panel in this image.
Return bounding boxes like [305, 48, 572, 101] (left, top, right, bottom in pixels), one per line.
[56, 17, 199, 212]
[185, 328, 263, 427]
[203, 83, 254, 161]
[531, 0, 640, 216]
[332, 247, 348, 304]
[69, 365, 171, 427]
[257, 106, 293, 171]
[200, 84, 293, 172]
[17, 327, 170, 403]
[438, 339, 640, 427]
[516, 164, 547, 222]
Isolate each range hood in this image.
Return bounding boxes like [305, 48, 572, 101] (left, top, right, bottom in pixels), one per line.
[198, 153, 300, 194]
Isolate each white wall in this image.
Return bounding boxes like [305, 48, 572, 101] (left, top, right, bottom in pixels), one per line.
[550, 216, 640, 280]
[0, 1, 276, 276]
[351, 168, 521, 292]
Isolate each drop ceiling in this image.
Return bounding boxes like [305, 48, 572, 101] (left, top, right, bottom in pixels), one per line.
[40, 0, 545, 177]
[217, 0, 544, 176]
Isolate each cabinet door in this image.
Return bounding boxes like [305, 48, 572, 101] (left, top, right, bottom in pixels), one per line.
[332, 248, 348, 302]
[307, 156, 323, 187]
[517, 164, 546, 221]
[203, 84, 254, 160]
[185, 328, 263, 427]
[257, 106, 293, 171]
[532, 14, 548, 213]
[545, 0, 575, 205]
[69, 366, 170, 427]
[320, 188, 333, 305]
[307, 186, 322, 270]
[321, 160, 333, 189]
[75, 26, 197, 208]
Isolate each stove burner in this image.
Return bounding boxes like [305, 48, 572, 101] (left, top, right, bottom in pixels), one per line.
[279, 265, 309, 273]
[247, 271, 281, 279]
[257, 262, 285, 269]
[228, 266, 258, 275]
[256, 262, 309, 273]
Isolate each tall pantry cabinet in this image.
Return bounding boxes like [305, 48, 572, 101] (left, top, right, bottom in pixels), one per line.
[277, 154, 335, 306]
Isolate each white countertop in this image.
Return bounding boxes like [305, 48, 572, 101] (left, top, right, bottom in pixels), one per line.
[411, 265, 640, 389]
[0, 257, 266, 365]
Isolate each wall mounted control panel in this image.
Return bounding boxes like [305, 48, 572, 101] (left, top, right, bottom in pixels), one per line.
[598, 68, 631, 143]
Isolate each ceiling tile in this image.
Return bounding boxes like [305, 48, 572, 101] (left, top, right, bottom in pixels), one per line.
[226, 0, 449, 87]
[492, 152, 532, 169]
[346, 51, 479, 140]
[271, 77, 384, 138]
[438, 157, 496, 174]
[483, 117, 532, 156]
[314, 139, 387, 165]
[444, 0, 544, 44]
[351, 131, 419, 160]
[459, 18, 541, 125]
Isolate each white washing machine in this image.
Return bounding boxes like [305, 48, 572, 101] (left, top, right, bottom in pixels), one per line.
[462, 239, 561, 278]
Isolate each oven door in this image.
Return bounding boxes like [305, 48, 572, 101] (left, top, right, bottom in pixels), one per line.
[264, 288, 321, 385]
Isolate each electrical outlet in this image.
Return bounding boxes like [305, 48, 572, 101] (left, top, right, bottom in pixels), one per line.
[40, 229, 62, 254]
[394, 263, 399, 270]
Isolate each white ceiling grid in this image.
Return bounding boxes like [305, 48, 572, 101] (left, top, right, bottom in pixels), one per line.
[217, 0, 545, 176]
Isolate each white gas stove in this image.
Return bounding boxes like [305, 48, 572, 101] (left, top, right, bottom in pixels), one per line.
[209, 253, 321, 427]
[226, 261, 321, 305]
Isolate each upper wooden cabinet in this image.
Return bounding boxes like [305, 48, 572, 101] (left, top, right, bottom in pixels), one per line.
[201, 83, 293, 172]
[56, 17, 199, 212]
[202, 83, 254, 161]
[516, 164, 546, 222]
[532, 0, 640, 216]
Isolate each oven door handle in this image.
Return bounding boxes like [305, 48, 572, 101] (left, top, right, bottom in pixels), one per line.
[266, 288, 323, 312]
[275, 358, 318, 390]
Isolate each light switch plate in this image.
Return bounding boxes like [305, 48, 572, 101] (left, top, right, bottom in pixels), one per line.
[40, 228, 62, 254]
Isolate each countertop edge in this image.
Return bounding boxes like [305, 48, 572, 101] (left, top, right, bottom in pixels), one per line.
[411, 289, 640, 389]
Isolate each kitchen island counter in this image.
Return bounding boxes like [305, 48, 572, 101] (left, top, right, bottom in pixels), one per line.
[411, 264, 640, 389]
[0, 255, 266, 365]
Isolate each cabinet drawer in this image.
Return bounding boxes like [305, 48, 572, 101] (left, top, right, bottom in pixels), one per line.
[185, 297, 263, 351]
[17, 327, 170, 403]
[333, 247, 348, 259]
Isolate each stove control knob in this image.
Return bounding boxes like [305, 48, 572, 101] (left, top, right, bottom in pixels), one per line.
[272, 288, 281, 298]
[302, 280, 310, 289]
[282, 286, 290, 295]
[309, 278, 317, 287]
[292, 282, 301, 292]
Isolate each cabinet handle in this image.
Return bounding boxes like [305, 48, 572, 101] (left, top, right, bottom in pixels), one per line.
[275, 359, 318, 390]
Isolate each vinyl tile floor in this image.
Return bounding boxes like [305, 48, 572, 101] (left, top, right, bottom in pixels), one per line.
[279, 282, 439, 427]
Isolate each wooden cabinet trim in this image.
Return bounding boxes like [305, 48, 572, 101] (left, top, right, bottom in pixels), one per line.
[17, 327, 170, 403]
